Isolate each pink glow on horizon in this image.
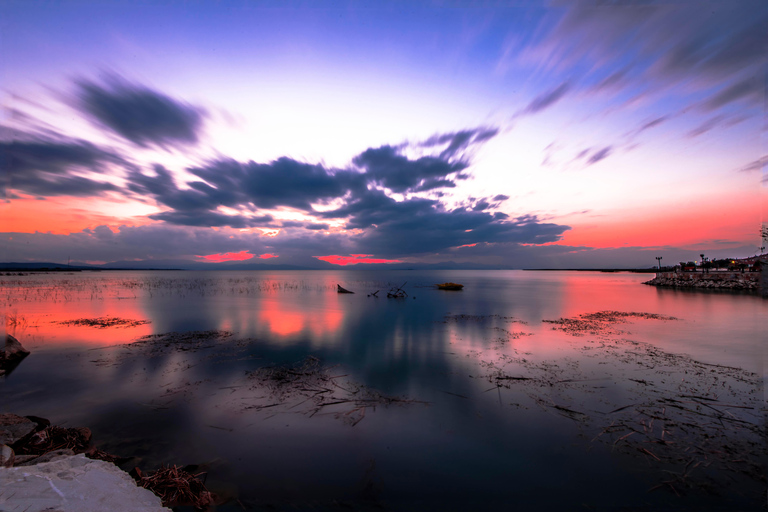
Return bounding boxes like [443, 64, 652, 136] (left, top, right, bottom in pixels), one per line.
[258, 253, 278, 259]
[315, 254, 403, 266]
[198, 250, 255, 262]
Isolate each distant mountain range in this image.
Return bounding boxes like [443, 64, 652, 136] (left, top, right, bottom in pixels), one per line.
[0, 260, 656, 272]
[0, 260, 511, 271]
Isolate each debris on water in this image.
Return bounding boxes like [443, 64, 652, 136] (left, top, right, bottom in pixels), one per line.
[132, 464, 215, 510]
[56, 317, 151, 328]
[471, 310, 764, 495]
[442, 314, 527, 324]
[337, 284, 355, 294]
[12, 424, 91, 456]
[246, 356, 423, 426]
[543, 310, 677, 336]
[387, 282, 408, 298]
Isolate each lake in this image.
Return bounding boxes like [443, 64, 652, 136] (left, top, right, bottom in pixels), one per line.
[1, 270, 765, 511]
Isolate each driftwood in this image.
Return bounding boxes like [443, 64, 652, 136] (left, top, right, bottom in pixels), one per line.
[337, 284, 354, 294]
[387, 281, 408, 298]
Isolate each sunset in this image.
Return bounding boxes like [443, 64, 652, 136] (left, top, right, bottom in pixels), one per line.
[1, 2, 766, 511]
[2, 1, 765, 269]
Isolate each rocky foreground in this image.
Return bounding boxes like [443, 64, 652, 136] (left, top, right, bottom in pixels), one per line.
[644, 271, 760, 290]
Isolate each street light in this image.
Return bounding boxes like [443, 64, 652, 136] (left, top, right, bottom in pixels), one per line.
[656, 256, 663, 270]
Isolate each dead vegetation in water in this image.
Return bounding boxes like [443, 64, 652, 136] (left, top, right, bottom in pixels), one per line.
[13, 425, 92, 456]
[245, 356, 423, 426]
[543, 310, 677, 336]
[474, 311, 764, 496]
[56, 317, 150, 328]
[125, 330, 233, 355]
[133, 465, 215, 510]
[442, 313, 527, 325]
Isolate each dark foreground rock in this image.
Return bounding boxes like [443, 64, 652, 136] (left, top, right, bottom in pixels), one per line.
[0, 413, 36, 445]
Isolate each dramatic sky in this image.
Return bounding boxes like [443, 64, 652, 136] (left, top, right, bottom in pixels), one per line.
[1, 0, 766, 268]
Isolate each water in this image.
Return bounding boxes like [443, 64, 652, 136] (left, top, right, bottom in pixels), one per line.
[1, 270, 765, 510]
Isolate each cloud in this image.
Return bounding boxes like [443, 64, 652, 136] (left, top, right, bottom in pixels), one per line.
[628, 115, 671, 138]
[0, 132, 125, 197]
[586, 146, 612, 166]
[687, 115, 726, 138]
[352, 145, 467, 193]
[148, 210, 274, 229]
[737, 156, 767, 173]
[187, 157, 365, 210]
[523, 3, 767, 115]
[197, 250, 255, 263]
[318, 188, 569, 257]
[314, 254, 402, 266]
[73, 74, 206, 149]
[126, 128, 500, 230]
[520, 82, 570, 116]
[420, 127, 499, 160]
[700, 76, 764, 111]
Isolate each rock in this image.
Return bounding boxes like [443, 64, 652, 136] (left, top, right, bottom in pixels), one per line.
[0, 445, 13, 467]
[1, 335, 30, 376]
[11, 454, 38, 465]
[0, 454, 171, 511]
[0, 414, 36, 445]
[17, 448, 75, 466]
[5, 334, 30, 359]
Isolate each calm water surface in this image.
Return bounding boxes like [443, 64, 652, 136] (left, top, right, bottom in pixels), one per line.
[1, 270, 765, 511]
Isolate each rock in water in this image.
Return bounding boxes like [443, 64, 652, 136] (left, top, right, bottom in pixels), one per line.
[1, 334, 30, 376]
[5, 334, 30, 359]
[0, 414, 36, 446]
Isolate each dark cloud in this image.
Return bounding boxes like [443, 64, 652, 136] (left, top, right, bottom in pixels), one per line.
[0, 133, 125, 197]
[125, 158, 365, 228]
[148, 210, 273, 229]
[318, 188, 568, 257]
[701, 76, 763, 111]
[188, 157, 365, 210]
[73, 75, 206, 149]
[521, 82, 570, 115]
[586, 146, 612, 166]
[527, 4, 767, 115]
[353, 145, 467, 193]
[420, 127, 499, 160]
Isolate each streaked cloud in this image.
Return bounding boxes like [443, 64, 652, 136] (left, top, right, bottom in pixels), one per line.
[73, 74, 207, 149]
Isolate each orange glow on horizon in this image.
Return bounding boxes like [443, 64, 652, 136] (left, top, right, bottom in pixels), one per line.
[1, 196, 155, 234]
[315, 254, 402, 266]
[557, 192, 762, 249]
[197, 250, 255, 262]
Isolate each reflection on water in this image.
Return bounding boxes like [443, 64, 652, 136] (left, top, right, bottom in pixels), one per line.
[1, 270, 765, 511]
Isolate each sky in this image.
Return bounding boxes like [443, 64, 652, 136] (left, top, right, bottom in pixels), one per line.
[1, 0, 766, 269]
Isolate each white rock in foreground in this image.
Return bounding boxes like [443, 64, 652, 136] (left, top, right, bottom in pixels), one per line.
[0, 454, 170, 512]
